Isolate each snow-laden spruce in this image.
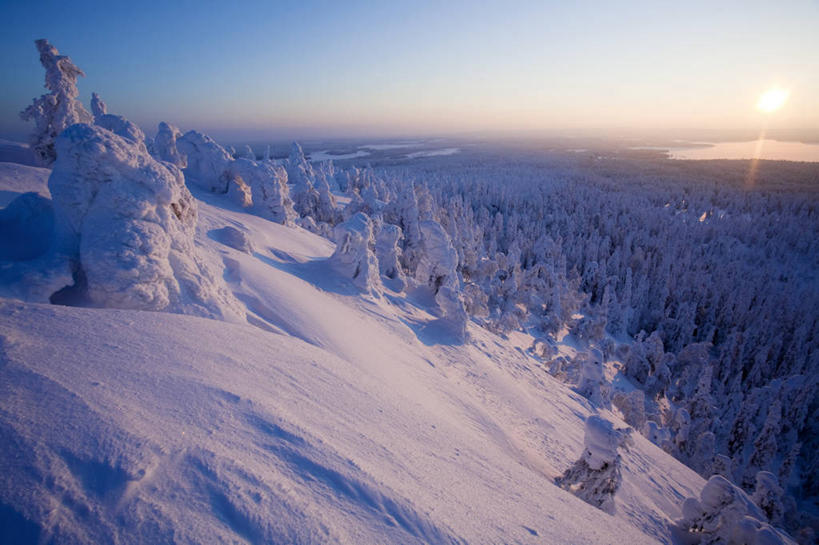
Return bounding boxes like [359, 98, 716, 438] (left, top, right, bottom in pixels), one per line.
[152, 122, 187, 167]
[555, 415, 632, 514]
[576, 348, 609, 407]
[286, 141, 320, 218]
[375, 223, 406, 291]
[329, 212, 382, 295]
[48, 123, 243, 321]
[90, 92, 107, 119]
[415, 220, 469, 341]
[20, 39, 93, 165]
[176, 130, 234, 192]
[226, 158, 297, 225]
[675, 475, 795, 545]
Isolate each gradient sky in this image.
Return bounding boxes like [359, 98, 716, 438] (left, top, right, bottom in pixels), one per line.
[1, 0, 817, 140]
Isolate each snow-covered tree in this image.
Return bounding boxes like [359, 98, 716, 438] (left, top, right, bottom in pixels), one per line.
[90, 92, 107, 119]
[152, 122, 186, 168]
[329, 212, 381, 295]
[753, 471, 785, 527]
[176, 130, 233, 192]
[226, 158, 296, 225]
[20, 39, 93, 165]
[48, 122, 242, 321]
[375, 223, 406, 290]
[240, 144, 255, 160]
[576, 349, 609, 408]
[676, 475, 794, 545]
[556, 415, 632, 514]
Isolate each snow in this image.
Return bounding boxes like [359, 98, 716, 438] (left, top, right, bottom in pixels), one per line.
[405, 148, 460, 159]
[309, 150, 371, 162]
[0, 162, 50, 206]
[0, 140, 37, 167]
[6, 38, 815, 542]
[0, 150, 709, 544]
[360, 142, 420, 150]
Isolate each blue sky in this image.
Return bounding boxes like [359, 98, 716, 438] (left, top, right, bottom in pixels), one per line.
[1, 0, 817, 140]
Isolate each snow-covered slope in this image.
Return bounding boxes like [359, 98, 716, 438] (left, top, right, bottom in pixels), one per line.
[0, 152, 706, 544]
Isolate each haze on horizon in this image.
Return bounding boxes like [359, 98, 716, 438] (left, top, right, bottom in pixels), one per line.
[1, 0, 817, 142]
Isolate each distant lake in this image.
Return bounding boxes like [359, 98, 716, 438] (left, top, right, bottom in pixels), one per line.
[669, 139, 819, 162]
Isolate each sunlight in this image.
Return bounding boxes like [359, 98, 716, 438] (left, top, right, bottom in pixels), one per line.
[756, 87, 789, 113]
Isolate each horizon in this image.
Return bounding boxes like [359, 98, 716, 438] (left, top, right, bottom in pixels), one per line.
[1, 1, 818, 142]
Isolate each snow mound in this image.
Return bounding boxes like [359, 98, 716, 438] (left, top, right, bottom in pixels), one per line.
[0, 192, 54, 261]
[94, 113, 147, 151]
[48, 123, 243, 320]
[210, 225, 253, 254]
[0, 140, 36, 166]
[0, 162, 50, 206]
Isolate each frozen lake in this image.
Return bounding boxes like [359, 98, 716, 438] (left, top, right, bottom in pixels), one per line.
[670, 139, 819, 162]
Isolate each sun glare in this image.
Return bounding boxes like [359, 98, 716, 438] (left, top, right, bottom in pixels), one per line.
[756, 87, 789, 113]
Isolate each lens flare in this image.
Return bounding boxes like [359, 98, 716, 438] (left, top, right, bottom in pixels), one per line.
[756, 88, 789, 113]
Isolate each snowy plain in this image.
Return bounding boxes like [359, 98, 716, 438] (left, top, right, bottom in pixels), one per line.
[0, 151, 709, 544]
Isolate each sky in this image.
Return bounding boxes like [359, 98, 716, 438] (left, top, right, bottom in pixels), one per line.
[1, 0, 817, 141]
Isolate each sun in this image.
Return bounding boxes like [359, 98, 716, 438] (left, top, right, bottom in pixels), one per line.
[756, 87, 789, 113]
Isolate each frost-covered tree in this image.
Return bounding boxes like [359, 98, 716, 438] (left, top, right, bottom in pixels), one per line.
[286, 142, 322, 218]
[612, 389, 646, 431]
[20, 39, 93, 165]
[676, 475, 794, 545]
[753, 471, 785, 527]
[90, 92, 107, 119]
[176, 130, 233, 192]
[226, 158, 297, 225]
[576, 349, 609, 408]
[152, 122, 186, 168]
[240, 144, 255, 160]
[48, 122, 242, 321]
[556, 415, 632, 514]
[329, 212, 381, 295]
[375, 223, 406, 290]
